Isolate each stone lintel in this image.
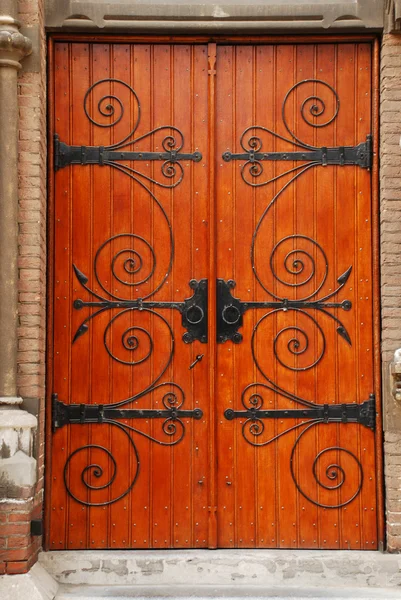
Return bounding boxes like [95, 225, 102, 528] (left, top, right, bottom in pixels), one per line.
[45, 0, 384, 32]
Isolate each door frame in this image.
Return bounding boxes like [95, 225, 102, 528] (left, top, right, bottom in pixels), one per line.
[45, 33, 383, 550]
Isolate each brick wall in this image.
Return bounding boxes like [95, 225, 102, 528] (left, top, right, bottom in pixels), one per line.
[0, 0, 47, 575]
[0, 500, 41, 575]
[381, 33, 401, 553]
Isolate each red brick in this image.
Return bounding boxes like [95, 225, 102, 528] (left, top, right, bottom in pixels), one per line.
[7, 535, 31, 549]
[3, 548, 30, 562]
[18, 256, 41, 268]
[18, 303, 41, 315]
[17, 350, 41, 363]
[18, 280, 41, 293]
[18, 362, 42, 374]
[0, 523, 31, 536]
[19, 292, 41, 302]
[8, 512, 30, 523]
[6, 560, 29, 575]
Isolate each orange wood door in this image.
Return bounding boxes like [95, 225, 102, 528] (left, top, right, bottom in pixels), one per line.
[47, 39, 379, 551]
[215, 42, 378, 550]
[48, 42, 211, 550]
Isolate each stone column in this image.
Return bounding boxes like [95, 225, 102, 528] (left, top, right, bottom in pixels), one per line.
[0, 1, 31, 402]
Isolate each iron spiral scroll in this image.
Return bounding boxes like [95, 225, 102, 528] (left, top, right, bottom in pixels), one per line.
[55, 78, 202, 180]
[223, 79, 375, 509]
[55, 384, 203, 507]
[53, 78, 205, 507]
[225, 384, 373, 510]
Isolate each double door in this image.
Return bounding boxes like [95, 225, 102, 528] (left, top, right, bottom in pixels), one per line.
[47, 39, 379, 550]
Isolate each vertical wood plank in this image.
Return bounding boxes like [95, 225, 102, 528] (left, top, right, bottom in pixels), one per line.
[68, 41, 92, 549]
[215, 44, 235, 548]
[49, 41, 71, 550]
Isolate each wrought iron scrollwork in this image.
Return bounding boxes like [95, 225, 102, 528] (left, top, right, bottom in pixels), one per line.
[223, 79, 371, 186]
[217, 79, 357, 353]
[73, 242, 208, 346]
[225, 384, 374, 509]
[290, 425, 364, 510]
[218, 82, 358, 348]
[217, 241, 352, 353]
[54, 80, 207, 344]
[222, 78, 375, 510]
[53, 386, 203, 507]
[53, 78, 206, 507]
[54, 78, 202, 185]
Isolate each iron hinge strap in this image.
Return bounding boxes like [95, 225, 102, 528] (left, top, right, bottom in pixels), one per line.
[54, 135, 202, 171]
[52, 393, 203, 431]
[216, 278, 352, 345]
[73, 278, 208, 345]
[224, 394, 376, 431]
[222, 135, 372, 170]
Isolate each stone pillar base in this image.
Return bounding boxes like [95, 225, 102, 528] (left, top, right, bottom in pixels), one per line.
[0, 402, 37, 497]
[0, 399, 39, 574]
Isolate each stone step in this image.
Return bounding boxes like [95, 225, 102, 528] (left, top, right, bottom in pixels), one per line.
[55, 584, 401, 600]
[39, 549, 401, 590]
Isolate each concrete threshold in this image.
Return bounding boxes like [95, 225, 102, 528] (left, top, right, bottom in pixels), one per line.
[39, 549, 401, 599]
[55, 583, 401, 600]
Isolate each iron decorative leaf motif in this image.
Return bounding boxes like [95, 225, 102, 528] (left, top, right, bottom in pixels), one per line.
[337, 265, 353, 286]
[72, 240, 208, 348]
[72, 264, 88, 286]
[72, 323, 88, 344]
[336, 326, 352, 345]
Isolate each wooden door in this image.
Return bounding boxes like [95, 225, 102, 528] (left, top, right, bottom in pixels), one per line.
[47, 39, 380, 551]
[48, 41, 211, 550]
[215, 42, 379, 550]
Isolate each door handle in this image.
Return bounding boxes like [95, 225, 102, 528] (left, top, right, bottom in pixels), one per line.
[216, 279, 244, 344]
[181, 279, 208, 344]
